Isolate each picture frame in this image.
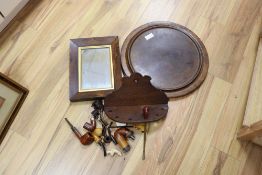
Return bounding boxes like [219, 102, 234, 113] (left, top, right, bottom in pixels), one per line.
[69, 36, 122, 101]
[0, 72, 28, 144]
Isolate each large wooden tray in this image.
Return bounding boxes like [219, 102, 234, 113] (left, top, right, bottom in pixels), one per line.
[121, 22, 209, 98]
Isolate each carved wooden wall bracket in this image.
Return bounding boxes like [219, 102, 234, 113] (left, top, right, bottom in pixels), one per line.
[104, 73, 169, 123]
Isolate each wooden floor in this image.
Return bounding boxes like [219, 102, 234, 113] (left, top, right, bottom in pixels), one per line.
[0, 0, 262, 174]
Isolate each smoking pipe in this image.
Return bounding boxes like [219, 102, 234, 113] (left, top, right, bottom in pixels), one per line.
[82, 125, 107, 156]
[108, 122, 117, 144]
[91, 109, 100, 119]
[107, 149, 122, 157]
[91, 133, 107, 157]
[83, 118, 111, 143]
[92, 128, 102, 136]
[92, 99, 104, 110]
[114, 128, 135, 153]
[83, 117, 96, 132]
[65, 118, 94, 145]
[102, 126, 111, 143]
[83, 117, 111, 144]
[100, 122, 117, 144]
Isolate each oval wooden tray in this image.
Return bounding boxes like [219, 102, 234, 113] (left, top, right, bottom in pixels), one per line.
[121, 22, 209, 98]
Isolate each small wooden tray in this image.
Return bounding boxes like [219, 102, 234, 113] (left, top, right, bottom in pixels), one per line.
[121, 22, 209, 98]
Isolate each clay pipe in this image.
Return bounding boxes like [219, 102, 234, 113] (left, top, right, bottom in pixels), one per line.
[65, 118, 94, 145]
[83, 117, 96, 132]
[114, 128, 135, 152]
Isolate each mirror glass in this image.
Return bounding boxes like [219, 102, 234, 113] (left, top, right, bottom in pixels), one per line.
[79, 46, 114, 91]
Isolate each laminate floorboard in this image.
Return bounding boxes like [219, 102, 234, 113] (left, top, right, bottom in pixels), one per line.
[0, 0, 262, 174]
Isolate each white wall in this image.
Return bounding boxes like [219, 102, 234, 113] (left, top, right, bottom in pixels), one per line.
[0, 0, 30, 33]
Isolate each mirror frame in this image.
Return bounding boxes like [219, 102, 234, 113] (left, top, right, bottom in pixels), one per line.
[69, 36, 122, 101]
[0, 72, 28, 144]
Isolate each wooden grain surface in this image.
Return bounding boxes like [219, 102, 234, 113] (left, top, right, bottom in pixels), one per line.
[0, 0, 262, 174]
[238, 121, 262, 141]
[238, 38, 262, 144]
[243, 39, 262, 126]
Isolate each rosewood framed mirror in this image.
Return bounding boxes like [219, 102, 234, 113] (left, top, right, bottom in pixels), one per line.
[69, 36, 122, 101]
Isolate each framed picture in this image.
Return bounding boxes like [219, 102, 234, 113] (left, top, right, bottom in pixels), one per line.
[0, 72, 28, 144]
[69, 36, 122, 101]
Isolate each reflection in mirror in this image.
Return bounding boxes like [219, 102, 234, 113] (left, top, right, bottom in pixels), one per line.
[79, 46, 114, 91]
